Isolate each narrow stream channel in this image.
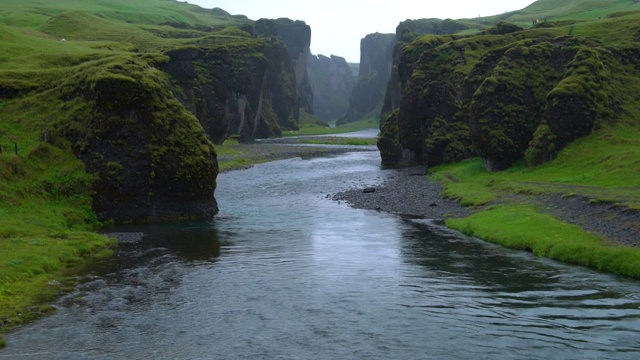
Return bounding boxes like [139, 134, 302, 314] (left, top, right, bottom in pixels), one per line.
[3, 151, 640, 359]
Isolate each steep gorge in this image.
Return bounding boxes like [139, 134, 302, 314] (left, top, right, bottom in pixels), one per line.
[377, 18, 639, 171]
[0, 2, 314, 223]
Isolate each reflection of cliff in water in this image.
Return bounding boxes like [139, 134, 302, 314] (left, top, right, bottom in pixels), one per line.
[398, 217, 560, 292]
[103, 221, 221, 263]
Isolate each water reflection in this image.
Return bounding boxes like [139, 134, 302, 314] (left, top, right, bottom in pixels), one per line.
[3, 151, 640, 359]
[400, 217, 560, 291]
[103, 220, 221, 262]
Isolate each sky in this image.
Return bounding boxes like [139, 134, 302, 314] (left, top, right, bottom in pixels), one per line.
[187, 0, 536, 63]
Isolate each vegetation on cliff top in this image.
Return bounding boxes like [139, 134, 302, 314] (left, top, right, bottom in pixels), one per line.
[0, 0, 271, 345]
[378, 1, 640, 278]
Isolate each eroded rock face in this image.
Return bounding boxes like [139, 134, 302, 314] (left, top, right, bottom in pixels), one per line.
[57, 57, 219, 223]
[378, 22, 623, 171]
[338, 32, 395, 125]
[307, 53, 356, 122]
[162, 34, 299, 143]
[254, 18, 313, 114]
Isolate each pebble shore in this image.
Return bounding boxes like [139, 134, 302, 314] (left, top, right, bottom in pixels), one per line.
[333, 166, 469, 221]
[334, 167, 640, 247]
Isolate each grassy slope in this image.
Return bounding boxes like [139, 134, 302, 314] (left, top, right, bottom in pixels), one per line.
[282, 109, 379, 136]
[0, 0, 250, 346]
[480, 0, 637, 27]
[428, 2, 640, 278]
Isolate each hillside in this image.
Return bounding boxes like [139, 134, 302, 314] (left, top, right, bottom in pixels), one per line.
[378, 0, 640, 169]
[0, 0, 313, 345]
[375, 0, 640, 277]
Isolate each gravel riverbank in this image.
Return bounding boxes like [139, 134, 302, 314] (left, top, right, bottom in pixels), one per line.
[334, 167, 640, 247]
[218, 141, 639, 247]
[333, 166, 469, 221]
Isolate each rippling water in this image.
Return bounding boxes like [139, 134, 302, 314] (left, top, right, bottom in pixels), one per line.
[3, 151, 640, 359]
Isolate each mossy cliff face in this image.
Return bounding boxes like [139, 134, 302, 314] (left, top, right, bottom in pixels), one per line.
[378, 19, 482, 164]
[254, 18, 313, 114]
[163, 32, 300, 142]
[44, 55, 220, 222]
[338, 33, 395, 125]
[306, 54, 356, 122]
[378, 23, 626, 171]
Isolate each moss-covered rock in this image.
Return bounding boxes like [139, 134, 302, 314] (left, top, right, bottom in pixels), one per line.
[162, 31, 302, 143]
[338, 32, 396, 125]
[469, 40, 563, 170]
[524, 121, 556, 166]
[377, 109, 403, 165]
[424, 117, 473, 165]
[307, 54, 356, 122]
[254, 18, 313, 115]
[380, 25, 625, 171]
[52, 56, 219, 223]
[542, 47, 615, 149]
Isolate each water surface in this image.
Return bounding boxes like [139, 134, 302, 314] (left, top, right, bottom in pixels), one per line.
[3, 151, 640, 359]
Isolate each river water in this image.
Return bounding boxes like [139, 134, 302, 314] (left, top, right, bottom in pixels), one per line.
[3, 150, 640, 359]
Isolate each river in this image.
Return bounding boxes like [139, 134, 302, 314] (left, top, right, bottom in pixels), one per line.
[2, 150, 640, 359]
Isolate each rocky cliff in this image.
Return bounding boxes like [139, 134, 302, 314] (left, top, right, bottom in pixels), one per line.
[37, 54, 220, 222]
[254, 18, 314, 114]
[306, 53, 356, 122]
[337, 33, 395, 125]
[0, 0, 321, 223]
[377, 21, 635, 170]
[164, 24, 306, 143]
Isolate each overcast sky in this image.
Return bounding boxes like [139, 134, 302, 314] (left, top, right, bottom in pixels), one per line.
[187, 0, 536, 63]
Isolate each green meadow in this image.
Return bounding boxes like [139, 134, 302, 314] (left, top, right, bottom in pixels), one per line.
[433, 117, 640, 278]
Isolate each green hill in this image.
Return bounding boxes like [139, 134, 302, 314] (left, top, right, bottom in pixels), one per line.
[378, 1, 640, 278]
[0, 0, 310, 346]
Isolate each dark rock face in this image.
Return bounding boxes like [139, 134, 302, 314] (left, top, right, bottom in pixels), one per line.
[57, 58, 219, 223]
[338, 33, 395, 125]
[254, 18, 313, 114]
[378, 22, 623, 171]
[306, 53, 356, 121]
[162, 34, 299, 143]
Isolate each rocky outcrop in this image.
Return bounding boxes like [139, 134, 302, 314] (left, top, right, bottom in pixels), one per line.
[377, 19, 481, 167]
[51, 55, 219, 222]
[338, 33, 395, 125]
[162, 30, 300, 143]
[254, 18, 313, 113]
[378, 22, 627, 171]
[0, 1, 321, 225]
[306, 53, 356, 122]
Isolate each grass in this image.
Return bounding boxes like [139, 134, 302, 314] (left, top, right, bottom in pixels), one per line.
[214, 138, 263, 172]
[283, 116, 379, 136]
[482, 0, 638, 28]
[0, 0, 246, 345]
[447, 205, 640, 278]
[432, 120, 640, 209]
[431, 118, 640, 278]
[0, 143, 114, 346]
[300, 137, 377, 146]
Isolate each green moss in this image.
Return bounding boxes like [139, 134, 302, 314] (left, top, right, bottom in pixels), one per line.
[0, 0, 247, 341]
[447, 205, 640, 278]
[525, 121, 557, 166]
[424, 117, 473, 165]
